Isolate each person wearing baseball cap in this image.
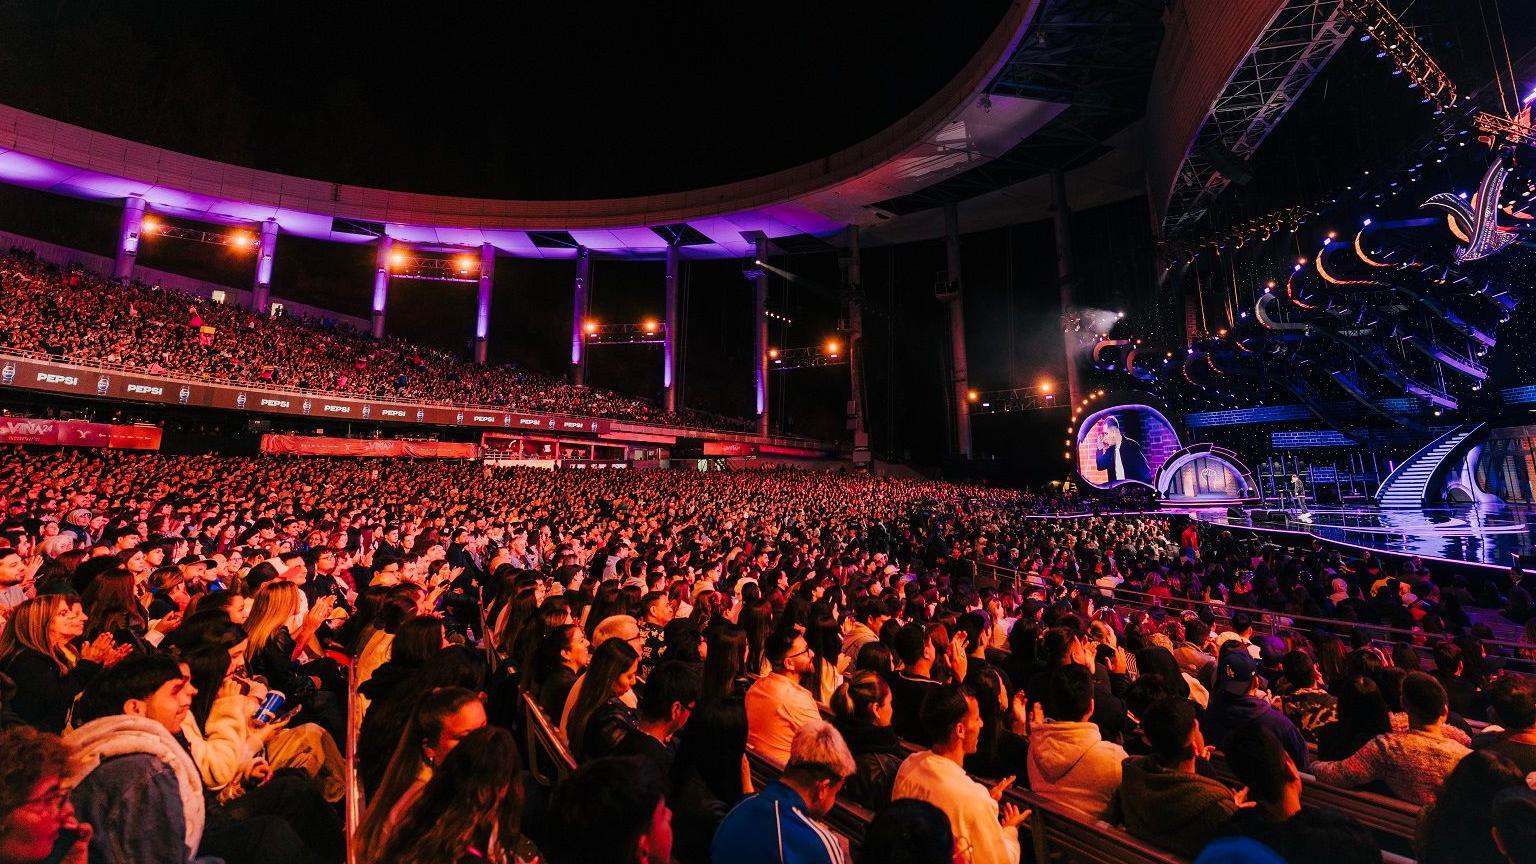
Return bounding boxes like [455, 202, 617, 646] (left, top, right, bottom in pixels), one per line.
[1203, 646, 1308, 770]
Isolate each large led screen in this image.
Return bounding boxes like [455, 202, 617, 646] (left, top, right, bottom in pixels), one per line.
[1076, 404, 1180, 490]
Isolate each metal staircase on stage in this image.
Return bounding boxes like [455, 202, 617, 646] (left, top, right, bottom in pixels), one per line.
[1373, 422, 1485, 509]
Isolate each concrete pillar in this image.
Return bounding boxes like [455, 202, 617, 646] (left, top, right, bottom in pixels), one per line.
[663, 242, 680, 412]
[571, 246, 590, 385]
[372, 235, 393, 339]
[251, 218, 277, 315]
[944, 203, 971, 459]
[1052, 170, 1083, 406]
[753, 236, 769, 437]
[114, 195, 146, 281]
[846, 228, 870, 465]
[473, 243, 495, 364]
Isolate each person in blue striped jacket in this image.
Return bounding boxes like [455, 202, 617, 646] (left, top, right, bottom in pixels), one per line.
[711, 719, 854, 864]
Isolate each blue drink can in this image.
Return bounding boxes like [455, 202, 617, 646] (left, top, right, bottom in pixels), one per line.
[253, 690, 286, 725]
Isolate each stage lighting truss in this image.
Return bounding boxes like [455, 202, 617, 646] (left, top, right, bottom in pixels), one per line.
[142, 221, 258, 251]
[1340, 0, 1458, 114]
[967, 386, 1060, 415]
[1473, 111, 1536, 149]
[767, 345, 847, 371]
[1162, 0, 1355, 236]
[582, 323, 667, 346]
[389, 256, 479, 283]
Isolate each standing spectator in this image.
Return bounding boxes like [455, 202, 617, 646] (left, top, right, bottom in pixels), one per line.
[745, 628, 821, 766]
[1111, 697, 1238, 859]
[1028, 663, 1125, 820]
[892, 685, 1026, 864]
[711, 720, 854, 864]
[1311, 672, 1470, 805]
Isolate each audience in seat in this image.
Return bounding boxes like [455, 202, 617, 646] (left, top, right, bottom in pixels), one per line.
[369, 725, 525, 864]
[0, 251, 754, 432]
[1112, 696, 1238, 859]
[711, 719, 854, 864]
[887, 622, 955, 745]
[2, 442, 1536, 863]
[828, 669, 904, 810]
[1415, 749, 1525, 864]
[1473, 675, 1536, 773]
[858, 799, 957, 864]
[0, 594, 125, 733]
[544, 756, 673, 864]
[1311, 671, 1469, 805]
[1272, 648, 1338, 742]
[355, 686, 486, 862]
[745, 628, 821, 766]
[892, 685, 1027, 864]
[1218, 725, 1305, 850]
[0, 726, 93, 864]
[1204, 647, 1308, 769]
[1028, 663, 1125, 820]
[563, 636, 640, 761]
[1493, 787, 1536, 864]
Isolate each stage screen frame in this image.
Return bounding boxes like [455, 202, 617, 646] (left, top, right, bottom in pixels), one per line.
[1075, 403, 1180, 490]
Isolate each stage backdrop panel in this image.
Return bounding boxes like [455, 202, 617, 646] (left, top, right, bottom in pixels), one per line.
[1076, 404, 1180, 490]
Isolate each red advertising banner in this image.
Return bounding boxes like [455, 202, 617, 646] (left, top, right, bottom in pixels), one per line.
[259, 434, 478, 459]
[109, 425, 164, 450]
[0, 418, 161, 450]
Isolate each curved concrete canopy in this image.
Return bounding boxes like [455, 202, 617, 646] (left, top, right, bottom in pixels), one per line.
[0, 0, 1064, 259]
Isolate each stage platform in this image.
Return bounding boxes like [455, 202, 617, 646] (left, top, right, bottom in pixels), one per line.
[1196, 505, 1535, 573]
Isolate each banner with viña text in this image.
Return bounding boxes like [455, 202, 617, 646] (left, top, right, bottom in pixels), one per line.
[0, 417, 162, 450]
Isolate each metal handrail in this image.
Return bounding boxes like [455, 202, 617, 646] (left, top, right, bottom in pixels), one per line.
[344, 660, 360, 864]
[976, 558, 1536, 656]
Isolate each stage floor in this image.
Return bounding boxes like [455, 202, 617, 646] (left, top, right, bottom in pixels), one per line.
[1196, 505, 1536, 571]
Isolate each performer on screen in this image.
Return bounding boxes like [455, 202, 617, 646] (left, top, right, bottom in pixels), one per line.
[1095, 415, 1151, 483]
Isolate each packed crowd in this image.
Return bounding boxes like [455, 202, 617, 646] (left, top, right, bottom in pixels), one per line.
[1, 446, 1535, 864]
[0, 250, 755, 431]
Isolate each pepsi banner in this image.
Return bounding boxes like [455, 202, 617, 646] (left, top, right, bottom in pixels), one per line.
[0, 354, 612, 436]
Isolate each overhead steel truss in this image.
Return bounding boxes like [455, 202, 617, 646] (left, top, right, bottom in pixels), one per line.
[768, 345, 847, 371]
[968, 386, 1063, 414]
[1162, 0, 1354, 237]
[873, 0, 1166, 214]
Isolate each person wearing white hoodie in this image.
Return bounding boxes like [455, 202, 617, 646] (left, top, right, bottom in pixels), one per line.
[1027, 664, 1126, 820]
